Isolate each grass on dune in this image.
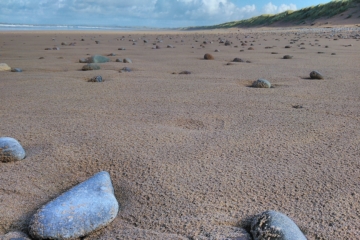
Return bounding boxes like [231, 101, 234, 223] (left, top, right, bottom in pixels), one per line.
[184, 0, 360, 30]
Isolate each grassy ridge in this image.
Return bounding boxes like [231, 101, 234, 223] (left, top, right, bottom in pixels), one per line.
[185, 0, 360, 30]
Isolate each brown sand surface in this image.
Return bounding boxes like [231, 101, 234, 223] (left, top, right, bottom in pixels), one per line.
[0, 27, 359, 239]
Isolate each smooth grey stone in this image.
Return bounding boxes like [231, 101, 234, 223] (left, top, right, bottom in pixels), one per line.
[252, 79, 271, 88]
[11, 68, 22, 72]
[88, 76, 103, 82]
[251, 210, 306, 240]
[310, 71, 324, 79]
[82, 64, 100, 71]
[120, 67, 132, 72]
[29, 171, 119, 240]
[79, 58, 88, 63]
[0, 137, 26, 162]
[87, 55, 110, 63]
[123, 58, 132, 63]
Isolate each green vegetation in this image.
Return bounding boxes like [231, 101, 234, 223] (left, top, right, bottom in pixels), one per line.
[184, 0, 360, 30]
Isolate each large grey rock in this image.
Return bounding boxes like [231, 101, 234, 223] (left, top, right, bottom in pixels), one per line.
[0, 137, 26, 162]
[87, 55, 110, 63]
[29, 171, 119, 240]
[251, 210, 306, 240]
[251, 79, 271, 88]
[1, 231, 31, 240]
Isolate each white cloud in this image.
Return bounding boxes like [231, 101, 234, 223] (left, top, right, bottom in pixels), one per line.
[263, 2, 297, 14]
[0, 0, 257, 27]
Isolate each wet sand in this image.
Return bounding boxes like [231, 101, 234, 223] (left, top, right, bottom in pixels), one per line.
[0, 27, 359, 239]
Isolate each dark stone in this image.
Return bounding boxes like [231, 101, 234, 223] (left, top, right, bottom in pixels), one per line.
[179, 71, 191, 74]
[118, 47, 126, 50]
[0, 137, 26, 162]
[232, 58, 244, 62]
[310, 70, 324, 79]
[116, 58, 123, 62]
[283, 55, 293, 59]
[82, 64, 100, 71]
[123, 58, 132, 63]
[251, 79, 271, 88]
[88, 76, 103, 82]
[29, 171, 119, 240]
[251, 210, 306, 240]
[204, 53, 214, 60]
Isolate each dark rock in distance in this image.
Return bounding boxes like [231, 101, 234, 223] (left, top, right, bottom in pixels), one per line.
[29, 171, 119, 240]
[232, 58, 244, 62]
[179, 71, 191, 74]
[283, 55, 293, 59]
[251, 210, 306, 240]
[310, 70, 324, 79]
[88, 76, 103, 82]
[204, 53, 214, 60]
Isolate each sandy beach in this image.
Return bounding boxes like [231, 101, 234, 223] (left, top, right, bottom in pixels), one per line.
[0, 26, 359, 239]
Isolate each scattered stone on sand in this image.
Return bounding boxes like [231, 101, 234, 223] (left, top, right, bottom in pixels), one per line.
[214, 49, 220, 52]
[0, 63, 11, 71]
[95, 40, 100, 44]
[29, 171, 119, 240]
[45, 48, 52, 50]
[251, 79, 271, 88]
[82, 63, 100, 71]
[116, 58, 123, 62]
[224, 40, 231, 46]
[79, 58, 88, 63]
[39, 57, 44, 59]
[108, 53, 116, 56]
[61, 42, 67, 46]
[0, 137, 26, 162]
[204, 53, 214, 60]
[120, 67, 132, 72]
[11, 68, 22, 72]
[123, 58, 132, 63]
[87, 55, 110, 63]
[283, 55, 293, 59]
[248, 47, 254, 50]
[271, 52, 278, 54]
[118, 47, 126, 50]
[285, 45, 291, 48]
[318, 52, 325, 54]
[88, 76, 103, 82]
[251, 210, 307, 240]
[310, 70, 324, 79]
[1, 231, 31, 240]
[232, 58, 244, 62]
[167, 45, 174, 48]
[331, 53, 336, 55]
[179, 71, 191, 74]
[292, 105, 303, 109]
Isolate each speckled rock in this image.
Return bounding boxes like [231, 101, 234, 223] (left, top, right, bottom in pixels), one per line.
[82, 64, 100, 71]
[310, 70, 324, 79]
[0, 63, 11, 71]
[251, 210, 306, 240]
[251, 79, 271, 88]
[29, 171, 119, 240]
[1, 231, 31, 240]
[0, 137, 26, 162]
[88, 76, 103, 82]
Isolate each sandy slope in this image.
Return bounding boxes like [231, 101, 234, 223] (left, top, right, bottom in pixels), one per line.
[0, 26, 359, 239]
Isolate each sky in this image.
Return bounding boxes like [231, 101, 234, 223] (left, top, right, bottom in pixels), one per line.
[0, 0, 332, 28]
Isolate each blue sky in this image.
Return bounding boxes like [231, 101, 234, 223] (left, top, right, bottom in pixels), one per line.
[0, 0, 332, 28]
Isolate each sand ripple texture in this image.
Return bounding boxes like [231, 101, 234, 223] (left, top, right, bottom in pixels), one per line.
[0, 27, 359, 239]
